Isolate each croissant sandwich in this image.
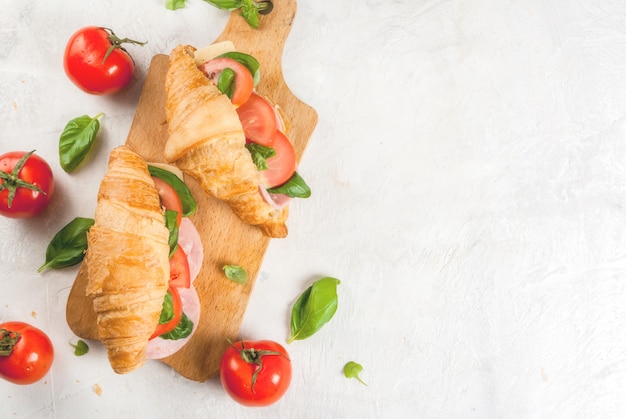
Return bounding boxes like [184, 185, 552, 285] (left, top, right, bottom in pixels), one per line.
[85, 145, 203, 374]
[164, 43, 311, 238]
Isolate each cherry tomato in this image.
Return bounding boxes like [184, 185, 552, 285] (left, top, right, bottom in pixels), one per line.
[169, 245, 191, 289]
[220, 340, 292, 407]
[199, 57, 254, 107]
[0, 322, 54, 385]
[63, 26, 145, 95]
[150, 286, 183, 340]
[0, 151, 54, 218]
[237, 93, 278, 146]
[152, 176, 183, 226]
[262, 131, 297, 188]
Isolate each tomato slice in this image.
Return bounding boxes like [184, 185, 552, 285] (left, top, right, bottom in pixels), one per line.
[198, 57, 254, 107]
[152, 176, 182, 226]
[169, 245, 191, 289]
[262, 131, 297, 188]
[236, 93, 278, 146]
[150, 286, 183, 340]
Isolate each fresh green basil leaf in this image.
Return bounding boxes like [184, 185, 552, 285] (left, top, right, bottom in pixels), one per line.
[240, 0, 260, 28]
[158, 291, 175, 324]
[59, 113, 103, 173]
[245, 143, 275, 171]
[223, 264, 248, 284]
[267, 172, 311, 198]
[217, 51, 260, 86]
[148, 165, 197, 217]
[217, 67, 236, 99]
[164, 210, 179, 257]
[343, 361, 367, 386]
[203, 0, 242, 10]
[71, 339, 90, 356]
[38, 217, 95, 273]
[288, 277, 340, 343]
[166, 0, 187, 10]
[160, 312, 193, 340]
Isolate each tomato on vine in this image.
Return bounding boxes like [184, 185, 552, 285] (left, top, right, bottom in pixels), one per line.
[0, 322, 54, 385]
[220, 339, 292, 407]
[63, 26, 146, 95]
[0, 150, 54, 218]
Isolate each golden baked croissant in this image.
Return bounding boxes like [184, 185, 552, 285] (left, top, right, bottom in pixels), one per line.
[164, 44, 288, 238]
[85, 145, 170, 374]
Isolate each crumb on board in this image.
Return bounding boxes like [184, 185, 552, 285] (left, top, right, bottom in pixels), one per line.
[93, 383, 102, 396]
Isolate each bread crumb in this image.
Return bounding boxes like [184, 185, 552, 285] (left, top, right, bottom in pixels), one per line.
[93, 383, 102, 396]
[31, 311, 37, 319]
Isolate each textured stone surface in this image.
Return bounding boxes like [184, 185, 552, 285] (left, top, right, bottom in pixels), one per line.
[2, 0, 626, 417]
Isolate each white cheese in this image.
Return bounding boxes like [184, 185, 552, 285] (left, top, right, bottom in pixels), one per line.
[193, 41, 237, 66]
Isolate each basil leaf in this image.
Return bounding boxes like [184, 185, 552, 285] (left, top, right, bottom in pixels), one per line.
[160, 313, 193, 340]
[240, 0, 260, 28]
[203, 0, 242, 10]
[223, 264, 248, 284]
[71, 340, 90, 356]
[148, 165, 197, 217]
[288, 277, 340, 343]
[217, 67, 236, 99]
[267, 172, 311, 198]
[157, 291, 193, 341]
[166, 0, 187, 10]
[164, 210, 179, 258]
[218, 51, 260, 86]
[245, 143, 275, 171]
[343, 361, 367, 386]
[59, 113, 103, 173]
[38, 217, 95, 272]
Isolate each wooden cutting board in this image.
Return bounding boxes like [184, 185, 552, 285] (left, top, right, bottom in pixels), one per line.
[65, 0, 316, 382]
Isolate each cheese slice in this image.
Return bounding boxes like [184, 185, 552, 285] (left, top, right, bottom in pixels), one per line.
[193, 41, 237, 66]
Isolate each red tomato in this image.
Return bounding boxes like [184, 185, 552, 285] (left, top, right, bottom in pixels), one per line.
[150, 286, 183, 340]
[63, 26, 145, 95]
[236, 93, 278, 146]
[152, 176, 183, 226]
[220, 340, 292, 407]
[198, 57, 254, 107]
[0, 322, 54, 385]
[262, 131, 297, 188]
[169, 245, 191, 289]
[0, 151, 54, 218]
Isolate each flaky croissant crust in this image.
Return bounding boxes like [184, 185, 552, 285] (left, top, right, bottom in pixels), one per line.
[85, 145, 170, 374]
[164, 44, 288, 238]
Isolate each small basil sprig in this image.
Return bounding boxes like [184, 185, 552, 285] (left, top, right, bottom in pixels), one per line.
[166, 0, 273, 29]
[246, 143, 275, 171]
[38, 217, 95, 272]
[344, 361, 367, 386]
[71, 340, 90, 356]
[148, 165, 197, 217]
[287, 277, 340, 343]
[267, 172, 311, 198]
[59, 113, 104, 173]
[223, 264, 248, 284]
[218, 51, 260, 86]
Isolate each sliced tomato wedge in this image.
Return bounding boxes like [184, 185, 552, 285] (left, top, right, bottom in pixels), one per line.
[262, 131, 297, 188]
[152, 176, 183, 226]
[169, 245, 191, 289]
[198, 57, 254, 107]
[150, 286, 183, 340]
[236, 93, 278, 146]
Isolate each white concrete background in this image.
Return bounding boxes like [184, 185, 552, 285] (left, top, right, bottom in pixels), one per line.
[1, 0, 626, 417]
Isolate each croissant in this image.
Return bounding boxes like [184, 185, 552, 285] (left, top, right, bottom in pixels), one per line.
[164, 44, 288, 238]
[85, 145, 170, 374]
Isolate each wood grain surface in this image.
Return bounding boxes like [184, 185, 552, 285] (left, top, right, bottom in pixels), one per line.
[65, 0, 317, 382]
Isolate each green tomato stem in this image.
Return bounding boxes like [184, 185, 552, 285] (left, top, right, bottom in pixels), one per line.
[0, 329, 20, 357]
